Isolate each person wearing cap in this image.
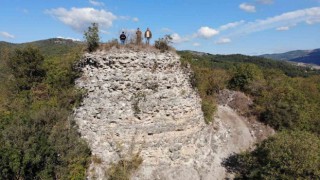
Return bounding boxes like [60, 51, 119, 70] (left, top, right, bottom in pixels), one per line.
[119, 32, 126, 45]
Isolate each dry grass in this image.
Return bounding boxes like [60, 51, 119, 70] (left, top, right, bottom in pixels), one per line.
[91, 155, 103, 164]
[106, 154, 143, 180]
[99, 39, 120, 51]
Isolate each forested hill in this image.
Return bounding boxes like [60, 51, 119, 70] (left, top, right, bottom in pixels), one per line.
[260, 48, 320, 65]
[0, 38, 83, 57]
[291, 49, 320, 65]
[260, 49, 311, 60]
[179, 49, 320, 179]
[178, 50, 320, 77]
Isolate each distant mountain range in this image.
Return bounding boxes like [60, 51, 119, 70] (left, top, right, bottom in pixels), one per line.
[260, 49, 320, 65]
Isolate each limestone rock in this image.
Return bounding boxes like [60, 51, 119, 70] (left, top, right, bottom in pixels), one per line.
[73, 48, 272, 180]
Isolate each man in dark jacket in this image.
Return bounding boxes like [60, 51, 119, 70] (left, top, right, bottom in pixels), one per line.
[136, 28, 142, 45]
[119, 32, 126, 45]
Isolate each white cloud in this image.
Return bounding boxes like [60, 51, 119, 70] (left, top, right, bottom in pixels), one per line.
[46, 7, 117, 33]
[132, 17, 139, 22]
[230, 7, 320, 36]
[215, 38, 231, 44]
[171, 33, 189, 43]
[197, 26, 219, 39]
[219, 20, 245, 31]
[89, 0, 104, 6]
[0, 31, 15, 39]
[161, 28, 172, 33]
[57, 36, 81, 41]
[100, 30, 110, 34]
[257, 0, 274, 4]
[306, 18, 320, 24]
[276, 26, 290, 31]
[193, 42, 200, 47]
[239, 3, 256, 13]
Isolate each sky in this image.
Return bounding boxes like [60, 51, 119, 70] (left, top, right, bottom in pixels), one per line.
[0, 0, 320, 55]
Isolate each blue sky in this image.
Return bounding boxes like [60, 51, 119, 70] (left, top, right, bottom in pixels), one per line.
[0, 0, 320, 55]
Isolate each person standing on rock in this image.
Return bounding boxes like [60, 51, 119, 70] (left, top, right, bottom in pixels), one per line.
[144, 28, 152, 45]
[136, 28, 142, 45]
[119, 32, 126, 45]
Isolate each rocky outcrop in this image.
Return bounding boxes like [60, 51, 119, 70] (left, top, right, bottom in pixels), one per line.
[73, 48, 273, 180]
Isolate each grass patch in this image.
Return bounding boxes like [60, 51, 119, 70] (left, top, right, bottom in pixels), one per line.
[202, 97, 216, 124]
[92, 155, 103, 164]
[106, 154, 143, 180]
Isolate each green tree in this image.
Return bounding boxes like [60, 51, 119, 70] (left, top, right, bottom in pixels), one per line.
[0, 47, 90, 179]
[228, 63, 263, 92]
[84, 23, 100, 52]
[227, 131, 320, 179]
[7, 46, 46, 90]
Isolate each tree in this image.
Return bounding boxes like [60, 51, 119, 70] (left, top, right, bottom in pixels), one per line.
[228, 63, 263, 92]
[84, 23, 100, 52]
[225, 131, 320, 179]
[0, 46, 90, 179]
[7, 46, 46, 90]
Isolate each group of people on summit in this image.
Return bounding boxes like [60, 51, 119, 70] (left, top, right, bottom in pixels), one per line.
[119, 28, 152, 45]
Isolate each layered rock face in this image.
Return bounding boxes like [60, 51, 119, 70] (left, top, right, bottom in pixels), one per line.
[74, 48, 211, 179]
[73, 48, 271, 180]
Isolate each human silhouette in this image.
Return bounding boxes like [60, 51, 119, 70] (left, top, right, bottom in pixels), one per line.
[119, 32, 126, 45]
[136, 28, 142, 45]
[144, 28, 152, 45]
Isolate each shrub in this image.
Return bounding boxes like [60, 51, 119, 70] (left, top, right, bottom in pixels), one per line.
[179, 55, 229, 124]
[106, 154, 143, 180]
[228, 63, 263, 92]
[0, 47, 90, 179]
[7, 46, 46, 90]
[100, 39, 119, 51]
[154, 35, 172, 52]
[84, 23, 100, 52]
[44, 57, 78, 88]
[201, 97, 216, 123]
[224, 131, 320, 179]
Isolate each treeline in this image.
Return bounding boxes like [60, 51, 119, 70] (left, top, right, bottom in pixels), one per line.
[0, 38, 82, 59]
[0, 45, 90, 179]
[178, 51, 320, 179]
[179, 51, 320, 77]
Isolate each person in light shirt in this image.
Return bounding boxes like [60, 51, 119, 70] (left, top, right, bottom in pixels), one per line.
[144, 28, 152, 45]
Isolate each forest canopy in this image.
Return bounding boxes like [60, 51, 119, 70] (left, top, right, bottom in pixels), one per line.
[178, 51, 320, 179]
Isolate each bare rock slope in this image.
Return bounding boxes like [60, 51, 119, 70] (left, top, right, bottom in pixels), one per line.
[73, 48, 273, 180]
